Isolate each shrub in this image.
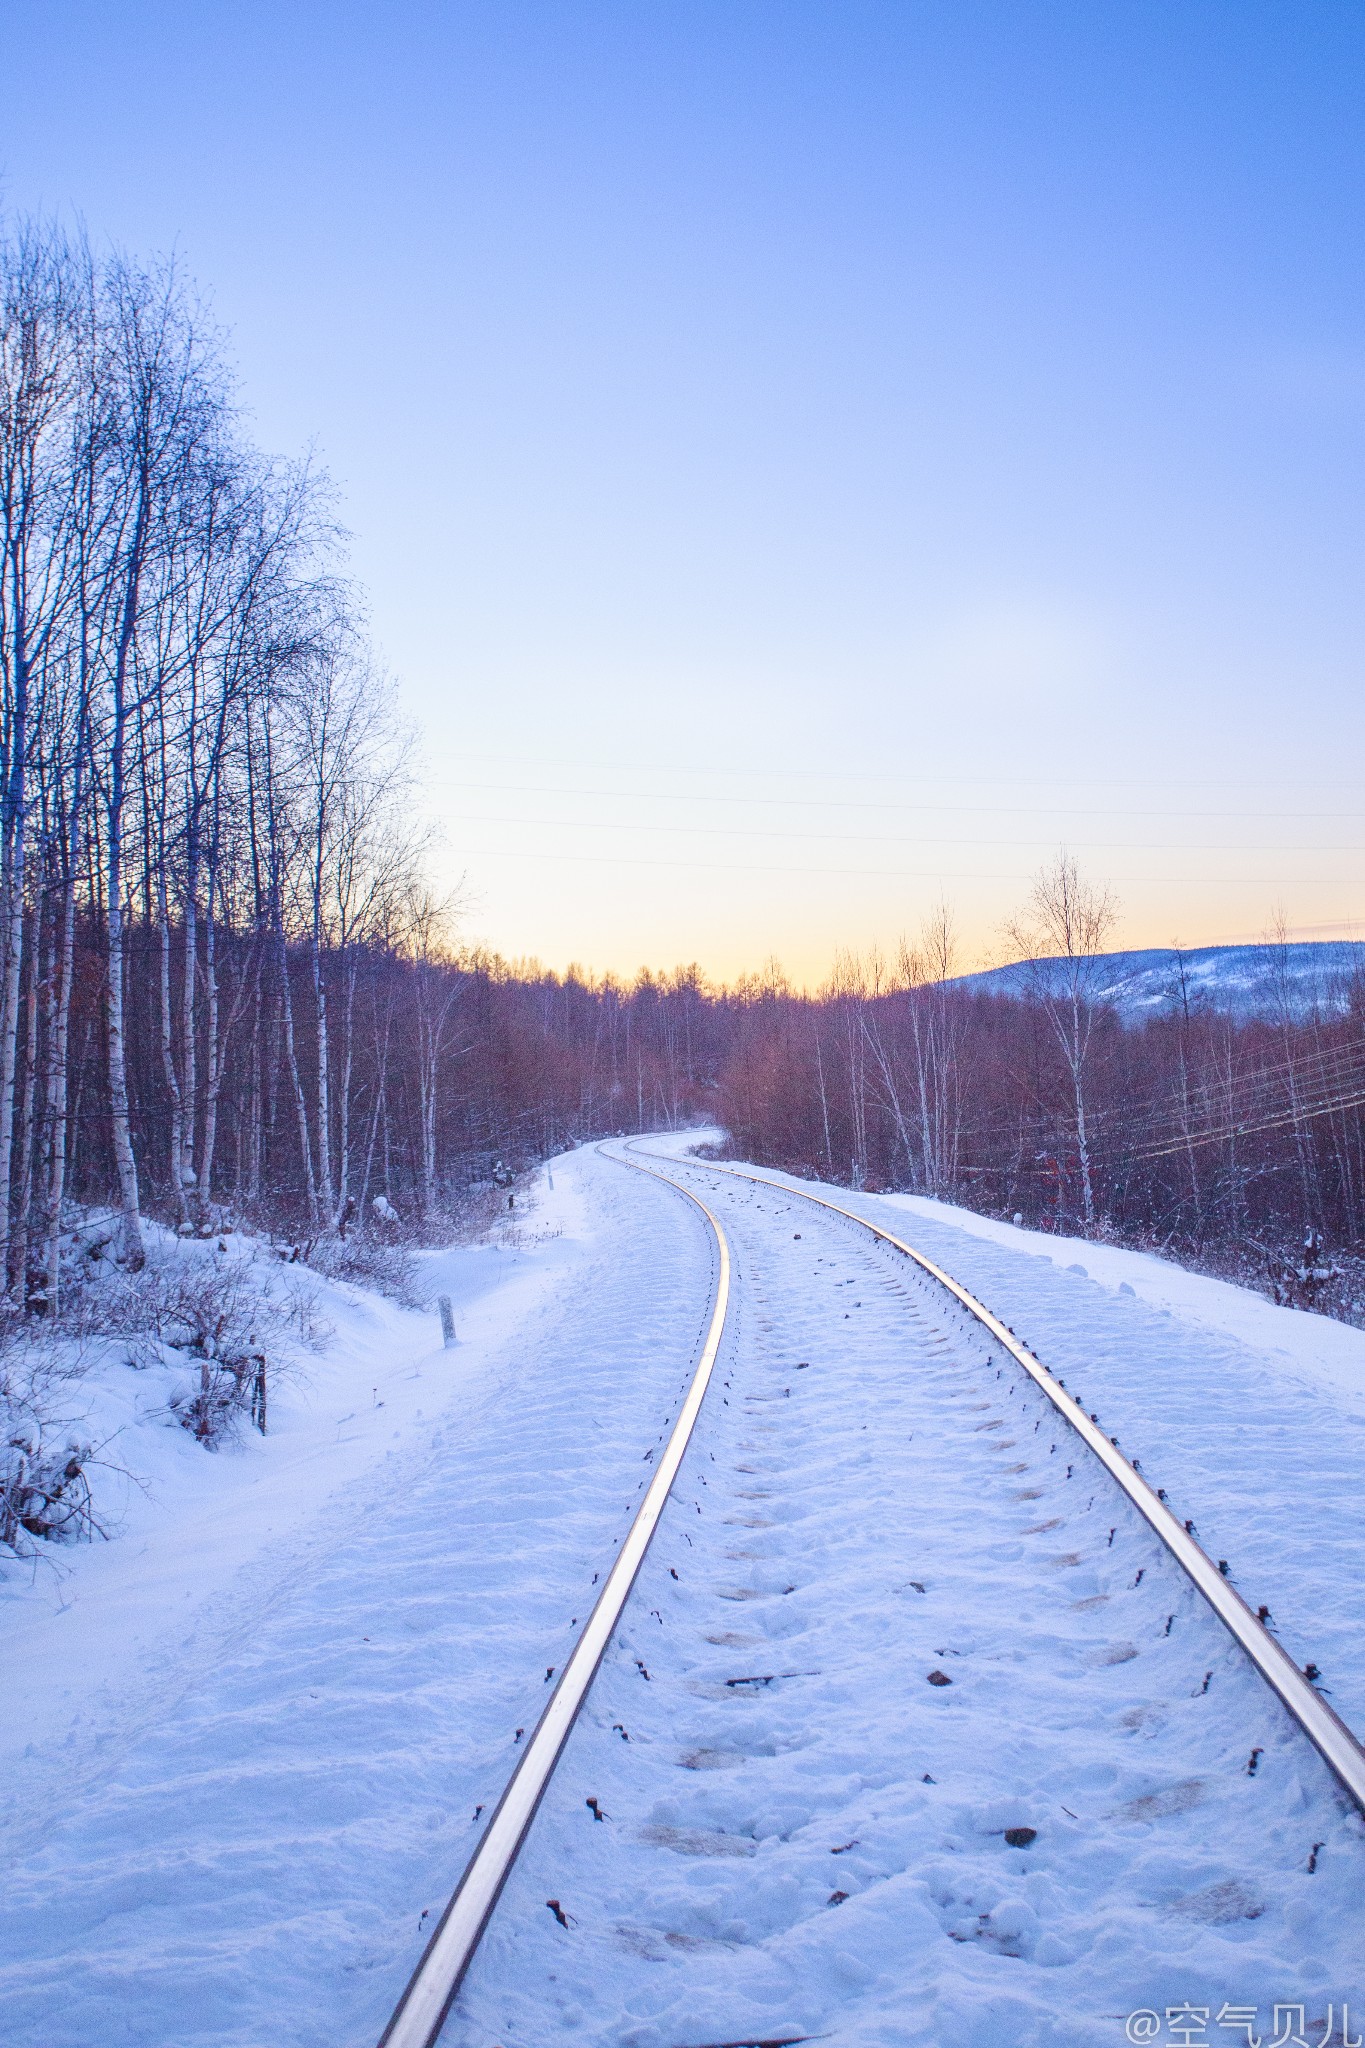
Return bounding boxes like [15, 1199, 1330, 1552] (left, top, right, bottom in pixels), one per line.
[76, 1243, 277, 1447]
[0, 1429, 97, 1549]
[306, 1228, 420, 1304]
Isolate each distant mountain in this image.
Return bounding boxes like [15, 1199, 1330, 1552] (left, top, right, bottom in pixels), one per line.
[950, 941, 1365, 1022]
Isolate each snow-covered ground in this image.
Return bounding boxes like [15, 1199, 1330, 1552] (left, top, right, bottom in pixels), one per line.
[2, 1138, 1362, 2047]
[0, 1159, 714, 2047]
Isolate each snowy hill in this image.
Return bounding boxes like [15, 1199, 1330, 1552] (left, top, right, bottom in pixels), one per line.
[951, 939, 1365, 1022]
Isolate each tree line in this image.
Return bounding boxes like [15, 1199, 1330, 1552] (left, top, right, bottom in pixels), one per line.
[715, 868, 1365, 1278]
[0, 217, 752, 1313]
[6, 215, 1362, 1318]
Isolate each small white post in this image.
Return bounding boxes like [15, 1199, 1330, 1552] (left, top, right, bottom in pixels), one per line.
[438, 1295, 456, 1348]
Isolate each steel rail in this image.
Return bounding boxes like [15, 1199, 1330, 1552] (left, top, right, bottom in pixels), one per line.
[659, 1145, 1365, 1818]
[375, 1152, 731, 2048]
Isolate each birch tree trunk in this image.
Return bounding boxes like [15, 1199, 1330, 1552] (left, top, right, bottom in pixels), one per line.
[157, 889, 188, 1228]
[0, 634, 29, 1284]
[180, 833, 198, 1204]
[39, 850, 77, 1310]
[196, 901, 221, 1228]
[9, 890, 43, 1295]
[105, 512, 147, 1269]
[106, 819, 145, 1266]
[310, 927, 334, 1221]
[334, 946, 358, 1222]
[278, 925, 319, 1230]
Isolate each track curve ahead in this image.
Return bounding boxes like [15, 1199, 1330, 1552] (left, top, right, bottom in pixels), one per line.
[385, 1139, 1365, 2048]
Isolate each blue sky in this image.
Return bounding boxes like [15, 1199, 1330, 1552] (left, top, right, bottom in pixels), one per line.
[5, 1, 1364, 980]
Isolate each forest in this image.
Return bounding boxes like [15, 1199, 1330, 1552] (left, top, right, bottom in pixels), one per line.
[712, 917, 1365, 1310]
[4, 214, 1365, 1332]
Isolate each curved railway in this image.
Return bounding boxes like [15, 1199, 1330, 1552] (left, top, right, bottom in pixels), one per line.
[378, 1139, 1365, 2047]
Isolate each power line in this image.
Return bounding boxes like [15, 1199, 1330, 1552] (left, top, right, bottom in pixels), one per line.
[451, 808, 1365, 856]
[457, 842, 1365, 888]
[430, 775, 1365, 826]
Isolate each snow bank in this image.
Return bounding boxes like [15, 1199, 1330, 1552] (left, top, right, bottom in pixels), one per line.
[0, 1191, 578, 1829]
[887, 1191, 1365, 1415]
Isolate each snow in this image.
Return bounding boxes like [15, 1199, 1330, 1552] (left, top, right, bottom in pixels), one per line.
[0, 1217, 573, 1826]
[877, 1191, 1365, 1417]
[0, 1159, 719, 2046]
[851, 1184, 1365, 1736]
[2, 1139, 1363, 2047]
[446, 1140, 1365, 2046]
[952, 939, 1365, 1020]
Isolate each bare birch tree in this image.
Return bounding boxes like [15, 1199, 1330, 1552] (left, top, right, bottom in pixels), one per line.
[1006, 852, 1117, 1231]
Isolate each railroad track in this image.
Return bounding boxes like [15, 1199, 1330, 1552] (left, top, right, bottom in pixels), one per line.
[377, 1149, 731, 2048]
[377, 1139, 1365, 2047]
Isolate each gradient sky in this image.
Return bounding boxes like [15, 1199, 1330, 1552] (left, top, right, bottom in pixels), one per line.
[5, 1, 1364, 983]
